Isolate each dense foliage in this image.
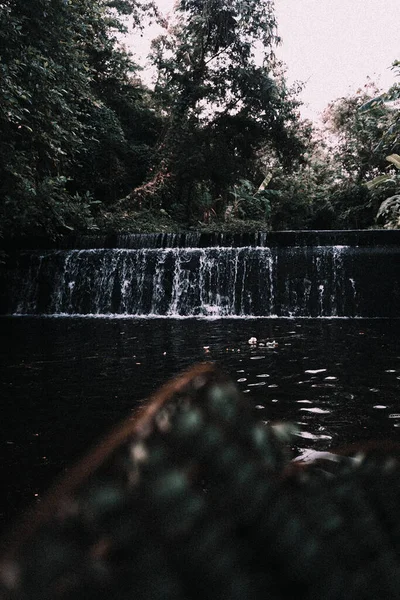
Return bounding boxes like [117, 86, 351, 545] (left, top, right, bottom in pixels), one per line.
[0, 0, 399, 237]
[0, 0, 160, 237]
[142, 0, 305, 223]
[265, 75, 400, 230]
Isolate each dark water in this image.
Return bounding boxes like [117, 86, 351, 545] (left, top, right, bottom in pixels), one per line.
[1, 316, 400, 534]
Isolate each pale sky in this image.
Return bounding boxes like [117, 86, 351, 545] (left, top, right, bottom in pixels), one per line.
[127, 0, 400, 122]
[274, 0, 400, 121]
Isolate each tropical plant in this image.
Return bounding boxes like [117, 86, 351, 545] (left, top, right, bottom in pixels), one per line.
[226, 178, 274, 221]
[359, 60, 400, 156]
[359, 61, 400, 228]
[365, 154, 400, 228]
[302, 82, 398, 229]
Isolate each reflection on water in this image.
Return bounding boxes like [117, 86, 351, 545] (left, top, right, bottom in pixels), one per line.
[1, 316, 400, 532]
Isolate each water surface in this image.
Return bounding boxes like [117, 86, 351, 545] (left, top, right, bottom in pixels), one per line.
[1, 317, 400, 533]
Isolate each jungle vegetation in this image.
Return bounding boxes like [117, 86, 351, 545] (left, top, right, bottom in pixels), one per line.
[0, 0, 399, 239]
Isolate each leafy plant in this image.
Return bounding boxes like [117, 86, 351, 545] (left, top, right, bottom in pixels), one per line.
[364, 154, 400, 228]
[0, 0, 159, 239]
[227, 178, 273, 221]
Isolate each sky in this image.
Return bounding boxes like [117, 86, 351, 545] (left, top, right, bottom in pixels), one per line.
[127, 0, 400, 122]
[274, 0, 400, 121]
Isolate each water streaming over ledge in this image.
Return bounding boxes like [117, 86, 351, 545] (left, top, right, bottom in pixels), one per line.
[2, 231, 400, 317]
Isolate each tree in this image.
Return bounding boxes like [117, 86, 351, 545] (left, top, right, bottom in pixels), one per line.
[259, 80, 398, 231]
[259, 121, 337, 230]
[140, 0, 305, 222]
[358, 61, 400, 229]
[312, 82, 396, 229]
[322, 82, 394, 184]
[359, 61, 400, 158]
[0, 0, 159, 238]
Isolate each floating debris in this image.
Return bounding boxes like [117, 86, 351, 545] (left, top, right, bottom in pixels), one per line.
[248, 337, 277, 348]
[295, 431, 333, 441]
[266, 340, 278, 348]
[300, 407, 331, 414]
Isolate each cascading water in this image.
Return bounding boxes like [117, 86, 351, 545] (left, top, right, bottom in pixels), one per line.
[5, 247, 276, 317]
[2, 231, 400, 317]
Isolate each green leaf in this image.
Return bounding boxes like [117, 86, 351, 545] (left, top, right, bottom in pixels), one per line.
[386, 154, 400, 169]
[365, 174, 393, 190]
[258, 173, 272, 192]
[359, 97, 384, 113]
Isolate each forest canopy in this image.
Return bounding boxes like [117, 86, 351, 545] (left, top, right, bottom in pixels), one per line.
[0, 0, 399, 239]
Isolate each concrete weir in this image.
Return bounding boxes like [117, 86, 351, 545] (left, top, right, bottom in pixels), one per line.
[1, 230, 400, 317]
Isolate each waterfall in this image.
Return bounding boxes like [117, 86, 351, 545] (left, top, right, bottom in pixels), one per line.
[3, 232, 399, 317]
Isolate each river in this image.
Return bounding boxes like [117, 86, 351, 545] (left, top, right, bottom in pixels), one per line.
[1, 315, 400, 534]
